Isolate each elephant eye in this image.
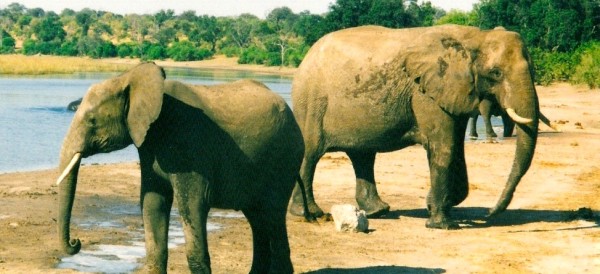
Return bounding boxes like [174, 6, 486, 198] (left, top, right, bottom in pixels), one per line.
[489, 68, 503, 80]
[87, 116, 97, 127]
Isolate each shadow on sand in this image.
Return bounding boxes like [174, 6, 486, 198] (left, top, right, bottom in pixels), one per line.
[379, 207, 599, 230]
[304, 265, 445, 274]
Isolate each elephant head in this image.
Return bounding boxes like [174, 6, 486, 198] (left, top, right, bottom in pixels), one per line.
[56, 62, 165, 254]
[471, 27, 540, 216]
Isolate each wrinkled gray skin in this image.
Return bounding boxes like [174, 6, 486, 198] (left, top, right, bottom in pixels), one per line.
[289, 25, 540, 229]
[56, 63, 304, 273]
[469, 96, 557, 140]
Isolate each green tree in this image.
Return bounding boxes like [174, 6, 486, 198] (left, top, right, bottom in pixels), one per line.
[32, 12, 66, 42]
[75, 8, 95, 37]
[293, 11, 327, 45]
[435, 10, 478, 26]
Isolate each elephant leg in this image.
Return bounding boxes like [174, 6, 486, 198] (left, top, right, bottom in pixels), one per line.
[480, 99, 497, 138]
[244, 208, 293, 274]
[171, 173, 211, 273]
[290, 141, 325, 217]
[140, 161, 174, 273]
[448, 121, 469, 207]
[501, 112, 515, 137]
[347, 151, 390, 217]
[424, 120, 469, 230]
[468, 115, 479, 140]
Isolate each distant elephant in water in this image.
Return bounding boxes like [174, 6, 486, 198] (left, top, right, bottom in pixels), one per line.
[289, 25, 542, 229]
[66, 98, 81, 111]
[56, 63, 305, 273]
[468, 95, 559, 140]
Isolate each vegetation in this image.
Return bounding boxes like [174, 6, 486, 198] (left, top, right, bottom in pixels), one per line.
[0, 0, 598, 87]
[0, 54, 131, 74]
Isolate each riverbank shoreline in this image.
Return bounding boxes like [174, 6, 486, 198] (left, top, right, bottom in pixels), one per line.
[0, 54, 297, 76]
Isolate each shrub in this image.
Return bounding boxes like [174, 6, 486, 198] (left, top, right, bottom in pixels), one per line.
[571, 42, 600, 89]
[238, 46, 268, 65]
[530, 48, 576, 85]
[167, 41, 212, 61]
[59, 40, 78, 56]
[144, 44, 166, 60]
[219, 45, 240, 57]
[116, 43, 133, 58]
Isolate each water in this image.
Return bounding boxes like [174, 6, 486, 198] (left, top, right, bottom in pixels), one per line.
[56, 203, 243, 273]
[0, 68, 292, 173]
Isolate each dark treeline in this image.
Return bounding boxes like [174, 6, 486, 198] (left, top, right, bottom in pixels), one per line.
[0, 0, 599, 87]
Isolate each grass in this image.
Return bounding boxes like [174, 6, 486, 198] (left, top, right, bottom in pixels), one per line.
[0, 54, 133, 75]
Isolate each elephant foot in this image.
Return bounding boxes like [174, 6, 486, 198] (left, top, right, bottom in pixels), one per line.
[469, 134, 478, 140]
[357, 198, 390, 218]
[289, 200, 324, 218]
[425, 216, 460, 230]
[483, 137, 498, 144]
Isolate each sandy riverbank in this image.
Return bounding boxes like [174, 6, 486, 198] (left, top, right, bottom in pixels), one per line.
[0, 79, 598, 272]
[102, 55, 298, 76]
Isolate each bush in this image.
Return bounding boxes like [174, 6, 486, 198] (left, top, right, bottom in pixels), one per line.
[238, 46, 268, 65]
[59, 40, 78, 56]
[219, 45, 240, 57]
[144, 44, 166, 60]
[116, 43, 134, 58]
[571, 42, 600, 89]
[167, 41, 212, 61]
[1, 30, 16, 53]
[530, 48, 576, 85]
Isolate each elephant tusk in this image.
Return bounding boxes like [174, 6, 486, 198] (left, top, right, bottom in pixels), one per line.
[506, 108, 533, 124]
[56, 153, 82, 185]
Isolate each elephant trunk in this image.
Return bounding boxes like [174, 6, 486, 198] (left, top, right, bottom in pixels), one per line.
[488, 80, 539, 217]
[56, 123, 86, 255]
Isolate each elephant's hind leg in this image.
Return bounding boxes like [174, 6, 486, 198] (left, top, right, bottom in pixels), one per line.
[244, 209, 293, 274]
[347, 151, 390, 217]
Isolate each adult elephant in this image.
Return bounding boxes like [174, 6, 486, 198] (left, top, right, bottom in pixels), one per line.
[289, 25, 541, 229]
[468, 95, 559, 140]
[56, 63, 306, 273]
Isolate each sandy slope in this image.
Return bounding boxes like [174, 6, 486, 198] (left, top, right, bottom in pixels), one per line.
[0, 82, 598, 273]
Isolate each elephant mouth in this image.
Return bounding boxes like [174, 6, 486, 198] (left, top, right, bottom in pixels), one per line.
[56, 152, 82, 185]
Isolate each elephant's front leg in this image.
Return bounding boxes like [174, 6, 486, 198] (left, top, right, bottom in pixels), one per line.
[170, 173, 212, 273]
[347, 151, 390, 217]
[424, 123, 469, 230]
[140, 163, 174, 273]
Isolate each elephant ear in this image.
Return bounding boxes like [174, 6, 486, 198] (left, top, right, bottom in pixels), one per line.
[123, 62, 166, 147]
[406, 37, 479, 115]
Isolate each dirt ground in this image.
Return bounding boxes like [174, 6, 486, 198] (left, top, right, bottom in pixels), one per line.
[0, 82, 599, 273]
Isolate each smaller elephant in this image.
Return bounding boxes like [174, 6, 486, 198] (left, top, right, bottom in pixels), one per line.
[56, 63, 307, 273]
[66, 98, 82, 111]
[468, 95, 559, 140]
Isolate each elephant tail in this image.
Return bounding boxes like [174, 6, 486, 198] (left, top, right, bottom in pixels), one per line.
[296, 175, 317, 222]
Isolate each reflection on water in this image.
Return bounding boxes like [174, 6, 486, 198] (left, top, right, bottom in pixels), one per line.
[57, 204, 242, 273]
[0, 68, 292, 173]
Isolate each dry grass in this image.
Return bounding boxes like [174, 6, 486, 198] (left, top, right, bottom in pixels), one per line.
[0, 54, 133, 75]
